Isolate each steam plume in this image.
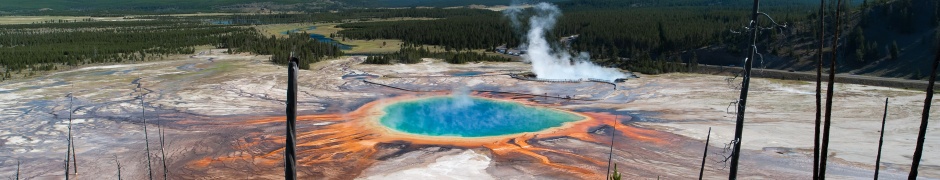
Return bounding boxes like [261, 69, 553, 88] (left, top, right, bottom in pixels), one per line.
[503, 0, 525, 34]
[451, 87, 474, 108]
[506, 3, 628, 82]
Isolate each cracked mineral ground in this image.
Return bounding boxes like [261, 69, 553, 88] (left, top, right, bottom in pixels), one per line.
[1, 50, 938, 179]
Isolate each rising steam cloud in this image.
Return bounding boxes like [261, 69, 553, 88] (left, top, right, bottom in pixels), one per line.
[507, 3, 628, 82]
[503, 0, 526, 34]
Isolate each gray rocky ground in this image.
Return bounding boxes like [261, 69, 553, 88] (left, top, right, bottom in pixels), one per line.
[0, 49, 936, 179]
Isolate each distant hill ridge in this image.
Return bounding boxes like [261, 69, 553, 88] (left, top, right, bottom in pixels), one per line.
[0, 0, 846, 12]
[0, 0, 566, 12]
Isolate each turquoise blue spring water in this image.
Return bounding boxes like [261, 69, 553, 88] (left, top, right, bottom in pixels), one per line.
[379, 96, 584, 137]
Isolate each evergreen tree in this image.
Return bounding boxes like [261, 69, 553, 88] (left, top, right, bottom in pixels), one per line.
[890, 41, 900, 61]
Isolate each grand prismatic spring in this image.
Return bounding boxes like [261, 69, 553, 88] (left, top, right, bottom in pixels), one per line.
[217, 90, 683, 179]
[379, 96, 584, 137]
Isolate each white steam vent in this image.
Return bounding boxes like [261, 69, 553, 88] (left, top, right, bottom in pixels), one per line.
[506, 3, 629, 82]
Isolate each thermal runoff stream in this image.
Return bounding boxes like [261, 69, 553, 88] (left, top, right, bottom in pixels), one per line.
[379, 96, 584, 137]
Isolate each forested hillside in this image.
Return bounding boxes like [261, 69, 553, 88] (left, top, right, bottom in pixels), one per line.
[332, 0, 938, 79]
[842, 0, 940, 79]
[0, 0, 559, 13]
[0, 21, 234, 75]
[363, 47, 511, 65]
[333, 2, 810, 70]
[343, 0, 567, 8]
[0, 0, 308, 12]
[736, 0, 940, 79]
[557, 0, 826, 9]
[0, 20, 341, 80]
[2, 0, 936, 80]
[337, 16, 517, 51]
[221, 8, 499, 24]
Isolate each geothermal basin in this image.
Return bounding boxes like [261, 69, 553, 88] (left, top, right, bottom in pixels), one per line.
[379, 96, 584, 137]
[2, 50, 937, 179]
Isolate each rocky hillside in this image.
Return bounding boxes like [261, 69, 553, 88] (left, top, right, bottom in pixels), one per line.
[694, 0, 939, 80]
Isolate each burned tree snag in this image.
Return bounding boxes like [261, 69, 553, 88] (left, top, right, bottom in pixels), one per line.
[285, 56, 299, 180]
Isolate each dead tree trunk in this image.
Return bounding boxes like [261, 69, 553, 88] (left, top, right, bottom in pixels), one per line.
[114, 155, 122, 180]
[729, 0, 762, 179]
[909, 44, 940, 179]
[159, 117, 168, 179]
[819, 0, 845, 178]
[140, 85, 153, 180]
[64, 160, 68, 180]
[65, 93, 73, 180]
[813, 0, 826, 179]
[606, 115, 618, 177]
[874, 98, 888, 180]
[699, 127, 711, 180]
[285, 56, 299, 180]
[69, 98, 78, 175]
[71, 135, 76, 175]
[70, 94, 76, 175]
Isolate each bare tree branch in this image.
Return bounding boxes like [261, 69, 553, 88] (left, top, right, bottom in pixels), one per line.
[606, 115, 618, 177]
[699, 127, 711, 180]
[64, 93, 73, 180]
[115, 155, 122, 180]
[159, 110, 169, 180]
[874, 98, 888, 180]
[140, 82, 153, 180]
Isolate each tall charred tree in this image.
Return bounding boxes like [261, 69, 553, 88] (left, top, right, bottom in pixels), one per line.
[729, 0, 762, 178]
[64, 93, 74, 180]
[70, 101, 77, 175]
[70, 127, 76, 175]
[874, 98, 888, 180]
[115, 155, 122, 180]
[819, 0, 846, 178]
[63, 160, 68, 180]
[813, 0, 826, 179]
[699, 127, 711, 180]
[606, 115, 618, 177]
[728, 1, 787, 178]
[285, 56, 299, 180]
[158, 115, 168, 179]
[139, 84, 153, 180]
[909, 43, 940, 179]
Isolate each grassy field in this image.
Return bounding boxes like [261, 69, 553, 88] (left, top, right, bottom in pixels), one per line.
[0, 14, 495, 57]
[254, 22, 403, 54]
[254, 18, 438, 54]
[459, 4, 533, 11]
[125, 12, 247, 18]
[0, 13, 250, 25]
[0, 16, 136, 24]
[0, 0, 311, 11]
[0, 0, 538, 11]
[254, 23, 317, 37]
[309, 23, 403, 54]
